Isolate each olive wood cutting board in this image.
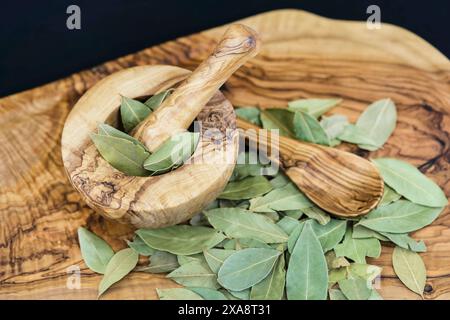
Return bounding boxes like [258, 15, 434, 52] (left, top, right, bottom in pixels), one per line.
[0, 9, 449, 299]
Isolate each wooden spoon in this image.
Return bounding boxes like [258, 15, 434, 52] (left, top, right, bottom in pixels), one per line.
[237, 118, 384, 218]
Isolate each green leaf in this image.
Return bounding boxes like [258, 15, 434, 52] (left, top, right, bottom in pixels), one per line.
[231, 152, 266, 180]
[338, 278, 371, 300]
[334, 228, 381, 264]
[120, 96, 151, 132]
[250, 254, 285, 300]
[235, 107, 262, 126]
[143, 131, 199, 173]
[302, 206, 331, 225]
[288, 98, 342, 118]
[269, 173, 290, 188]
[320, 114, 348, 141]
[189, 287, 228, 300]
[337, 124, 379, 148]
[219, 176, 273, 200]
[90, 133, 150, 176]
[392, 246, 426, 297]
[203, 249, 236, 273]
[97, 123, 147, 149]
[136, 225, 225, 256]
[328, 268, 347, 287]
[78, 227, 114, 274]
[218, 248, 281, 291]
[144, 89, 172, 110]
[329, 288, 348, 300]
[352, 225, 389, 241]
[236, 238, 272, 249]
[205, 208, 288, 243]
[228, 289, 250, 300]
[276, 216, 302, 235]
[380, 232, 426, 252]
[356, 99, 397, 150]
[249, 183, 313, 213]
[325, 251, 350, 269]
[260, 109, 296, 138]
[126, 235, 155, 256]
[98, 248, 139, 297]
[293, 111, 330, 145]
[368, 289, 383, 300]
[311, 219, 347, 252]
[372, 158, 448, 207]
[168, 260, 219, 289]
[287, 221, 305, 253]
[137, 250, 179, 273]
[177, 253, 204, 265]
[379, 184, 401, 206]
[157, 288, 203, 300]
[347, 263, 382, 283]
[286, 221, 328, 300]
[357, 200, 443, 233]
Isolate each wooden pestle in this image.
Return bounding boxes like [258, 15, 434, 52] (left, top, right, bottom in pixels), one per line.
[133, 24, 260, 151]
[237, 118, 384, 217]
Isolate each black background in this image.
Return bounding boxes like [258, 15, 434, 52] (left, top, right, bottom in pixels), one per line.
[1, 0, 449, 97]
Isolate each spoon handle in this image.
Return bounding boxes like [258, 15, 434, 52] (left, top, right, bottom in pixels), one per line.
[134, 24, 261, 151]
[236, 118, 321, 167]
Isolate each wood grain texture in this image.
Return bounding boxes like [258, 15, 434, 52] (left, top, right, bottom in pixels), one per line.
[237, 118, 384, 217]
[0, 9, 449, 299]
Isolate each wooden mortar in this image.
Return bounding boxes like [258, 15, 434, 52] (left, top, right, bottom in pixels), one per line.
[61, 24, 260, 228]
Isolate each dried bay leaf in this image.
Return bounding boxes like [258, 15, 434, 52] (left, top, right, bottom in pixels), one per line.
[368, 289, 383, 300]
[236, 238, 272, 249]
[136, 225, 225, 256]
[320, 114, 348, 141]
[189, 287, 228, 300]
[356, 99, 397, 150]
[137, 250, 178, 273]
[249, 183, 313, 213]
[126, 235, 155, 256]
[97, 123, 146, 148]
[302, 206, 330, 225]
[293, 111, 330, 145]
[357, 200, 443, 233]
[325, 251, 350, 269]
[228, 289, 250, 300]
[287, 221, 305, 253]
[277, 216, 302, 235]
[235, 107, 262, 126]
[372, 158, 448, 207]
[218, 248, 281, 291]
[328, 268, 347, 287]
[144, 89, 172, 110]
[269, 173, 290, 188]
[352, 225, 389, 241]
[380, 232, 426, 252]
[337, 124, 378, 148]
[204, 249, 236, 274]
[379, 184, 401, 206]
[334, 228, 381, 264]
[329, 288, 348, 300]
[219, 176, 273, 200]
[90, 133, 150, 176]
[260, 109, 296, 138]
[143, 131, 199, 174]
[98, 248, 139, 297]
[157, 288, 203, 300]
[120, 96, 151, 132]
[392, 246, 426, 297]
[78, 227, 114, 274]
[205, 208, 288, 243]
[311, 219, 347, 253]
[288, 98, 342, 118]
[338, 278, 371, 300]
[250, 254, 285, 300]
[232, 152, 265, 180]
[286, 221, 328, 300]
[347, 263, 382, 283]
[177, 253, 204, 265]
[168, 260, 219, 289]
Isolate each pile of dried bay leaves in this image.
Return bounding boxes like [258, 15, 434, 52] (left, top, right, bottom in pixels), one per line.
[79, 97, 447, 300]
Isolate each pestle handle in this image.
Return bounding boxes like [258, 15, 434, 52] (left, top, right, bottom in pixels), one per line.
[133, 24, 261, 151]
